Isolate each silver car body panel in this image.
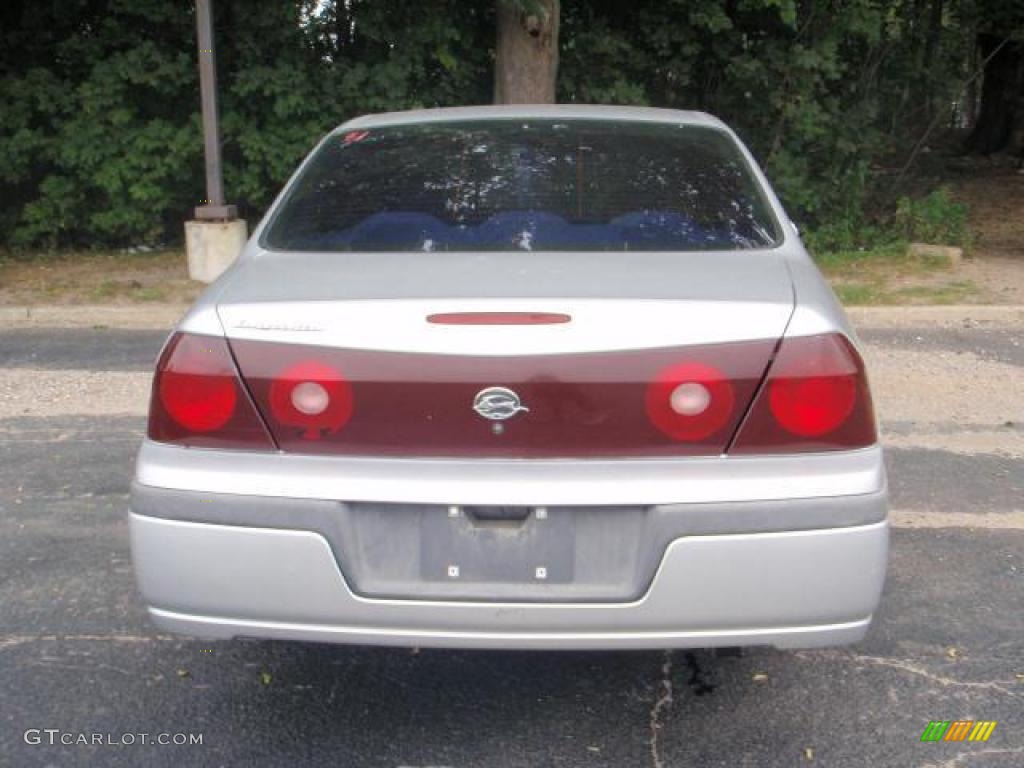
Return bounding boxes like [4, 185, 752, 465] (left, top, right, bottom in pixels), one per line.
[131, 479, 886, 604]
[217, 296, 792, 356]
[340, 104, 730, 130]
[136, 439, 883, 506]
[148, 608, 876, 651]
[132, 513, 887, 650]
[132, 105, 888, 649]
[216, 250, 794, 305]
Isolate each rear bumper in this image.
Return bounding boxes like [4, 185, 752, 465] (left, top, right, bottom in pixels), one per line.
[130, 495, 888, 650]
[131, 440, 888, 649]
[134, 439, 886, 506]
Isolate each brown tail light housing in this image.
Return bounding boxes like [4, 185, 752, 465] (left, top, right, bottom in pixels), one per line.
[147, 333, 275, 450]
[228, 337, 777, 458]
[729, 333, 877, 454]
[146, 331, 876, 457]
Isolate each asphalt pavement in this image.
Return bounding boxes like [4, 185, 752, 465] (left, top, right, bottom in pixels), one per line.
[0, 317, 1021, 767]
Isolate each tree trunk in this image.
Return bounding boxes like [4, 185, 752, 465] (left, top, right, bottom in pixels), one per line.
[494, 0, 560, 104]
[963, 28, 979, 131]
[964, 34, 1024, 155]
[922, 0, 943, 120]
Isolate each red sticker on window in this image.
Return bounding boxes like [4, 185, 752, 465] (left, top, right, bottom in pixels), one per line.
[342, 130, 370, 145]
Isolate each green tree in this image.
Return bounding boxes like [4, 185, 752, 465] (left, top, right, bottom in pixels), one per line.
[0, 0, 1018, 250]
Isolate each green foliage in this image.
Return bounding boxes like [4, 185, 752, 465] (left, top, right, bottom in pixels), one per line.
[802, 220, 899, 256]
[812, 242, 909, 271]
[0, 0, 493, 249]
[0, 0, 997, 249]
[804, 186, 972, 259]
[832, 283, 883, 305]
[894, 187, 971, 248]
[0, 1, 202, 248]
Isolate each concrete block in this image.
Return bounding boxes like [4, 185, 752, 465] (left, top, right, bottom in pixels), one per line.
[907, 242, 963, 265]
[185, 219, 248, 283]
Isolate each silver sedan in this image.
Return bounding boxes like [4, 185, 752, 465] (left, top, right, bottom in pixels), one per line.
[130, 105, 888, 650]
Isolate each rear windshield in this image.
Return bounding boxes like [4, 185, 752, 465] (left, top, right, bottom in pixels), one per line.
[262, 120, 781, 252]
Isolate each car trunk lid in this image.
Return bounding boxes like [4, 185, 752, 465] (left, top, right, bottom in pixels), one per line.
[218, 249, 793, 458]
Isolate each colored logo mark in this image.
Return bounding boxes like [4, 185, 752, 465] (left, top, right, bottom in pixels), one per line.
[920, 721, 997, 742]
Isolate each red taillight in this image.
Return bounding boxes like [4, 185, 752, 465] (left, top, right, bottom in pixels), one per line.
[148, 333, 275, 450]
[768, 372, 856, 436]
[730, 333, 876, 453]
[158, 339, 237, 432]
[268, 360, 354, 440]
[645, 362, 735, 441]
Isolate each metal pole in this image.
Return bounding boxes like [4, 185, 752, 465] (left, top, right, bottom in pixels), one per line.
[194, 0, 236, 219]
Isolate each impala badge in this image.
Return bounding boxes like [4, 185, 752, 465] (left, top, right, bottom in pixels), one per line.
[473, 387, 530, 421]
